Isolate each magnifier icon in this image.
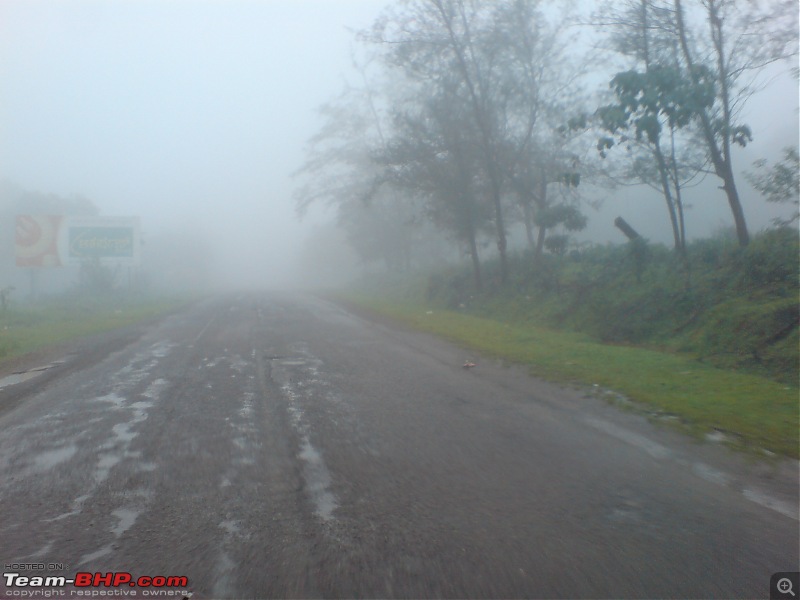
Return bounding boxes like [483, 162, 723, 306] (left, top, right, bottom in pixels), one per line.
[778, 578, 796, 597]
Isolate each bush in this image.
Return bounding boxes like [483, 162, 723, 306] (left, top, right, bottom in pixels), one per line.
[738, 226, 799, 290]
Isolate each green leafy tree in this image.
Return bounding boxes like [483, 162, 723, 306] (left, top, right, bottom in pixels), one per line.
[367, 0, 584, 283]
[596, 65, 709, 252]
[377, 85, 492, 289]
[596, 0, 798, 247]
[594, 0, 711, 253]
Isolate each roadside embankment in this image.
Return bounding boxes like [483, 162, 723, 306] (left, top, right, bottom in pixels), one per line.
[338, 230, 799, 458]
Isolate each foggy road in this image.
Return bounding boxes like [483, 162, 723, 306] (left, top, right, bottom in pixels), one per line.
[0, 294, 797, 599]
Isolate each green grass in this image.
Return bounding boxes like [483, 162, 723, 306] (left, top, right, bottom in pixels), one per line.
[345, 293, 799, 459]
[0, 296, 188, 363]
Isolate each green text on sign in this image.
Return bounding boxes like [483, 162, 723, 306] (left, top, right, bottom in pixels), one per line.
[68, 227, 135, 259]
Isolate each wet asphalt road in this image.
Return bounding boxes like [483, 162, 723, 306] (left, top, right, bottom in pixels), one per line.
[0, 293, 797, 599]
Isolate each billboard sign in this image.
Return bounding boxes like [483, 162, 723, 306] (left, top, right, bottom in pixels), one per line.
[15, 215, 64, 267]
[16, 216, 140, 267]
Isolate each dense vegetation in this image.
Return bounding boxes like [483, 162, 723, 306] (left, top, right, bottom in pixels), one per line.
[371, 228, 799, 386]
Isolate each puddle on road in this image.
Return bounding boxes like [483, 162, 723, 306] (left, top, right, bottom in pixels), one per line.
[279, 359, 307, 367]
[111, 507, 140, 536]
[32, 445, 77, 471]
[45, 494, 91, 522]
[219, 520, 240, 536]
[743, 487, 799, 521]
[0, 361, 66, 390]
[0, 371, 41, 389]
[111, 423, 137, 444]
[141, 378, 168, 400]
[692, 462, 730, 486]
[95, 453, 122, 482]
[274, 350, 340, 523]
[298, 438, 338, 521]
[92, 392, 126, 409]
[78, 506, 144, 565]
[212, 551, 237, 599]
[149, 341, 173, 358]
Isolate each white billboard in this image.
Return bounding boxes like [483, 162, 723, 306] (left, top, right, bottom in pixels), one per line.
[15, 216, 141, 267]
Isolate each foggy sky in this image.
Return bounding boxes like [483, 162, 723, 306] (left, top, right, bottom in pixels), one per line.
[1, 0, 797, 289]
[1, 0, 383, 288]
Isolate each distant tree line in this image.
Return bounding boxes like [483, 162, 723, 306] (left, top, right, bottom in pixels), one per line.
[295, 0, 798, 290]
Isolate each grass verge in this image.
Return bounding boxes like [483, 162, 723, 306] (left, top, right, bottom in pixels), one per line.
[0, 297, 189, 363]
[345, 293, 799, 459]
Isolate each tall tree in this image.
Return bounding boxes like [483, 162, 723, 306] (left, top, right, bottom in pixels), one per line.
[596, 65, 707, 252]
[368, 0, 582, 282]
[293, 78, 428, 271]
[672, 0, 798, 246]
[507, 138, 587, 258]
[594, 0, 707, 253]
[378, 84, 492, 289]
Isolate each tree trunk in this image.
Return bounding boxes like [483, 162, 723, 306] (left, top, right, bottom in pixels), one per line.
[468, 230, 482, 291]
[535, 224, 547, 259]
[614, 216, 640, 240]
[522, 197, 535, 248]
[653, 138, 683, 251]
[434, 0, 509, 282]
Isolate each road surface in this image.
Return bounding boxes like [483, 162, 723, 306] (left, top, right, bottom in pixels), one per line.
[0, 293, 797, 598]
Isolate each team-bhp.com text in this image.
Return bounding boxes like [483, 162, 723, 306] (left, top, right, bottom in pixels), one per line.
[4, 572, 189, 595]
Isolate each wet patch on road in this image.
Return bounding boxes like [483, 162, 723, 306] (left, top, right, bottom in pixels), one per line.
[0, 338, 176, 568]
[31, 444, 77, 472]
[0, 360, 68, 391]
[584, 415, 799, 522]
[269, 346, 341, 523]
